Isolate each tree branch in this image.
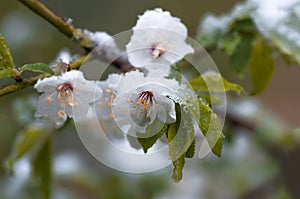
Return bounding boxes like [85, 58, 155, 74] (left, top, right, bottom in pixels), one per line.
[0, 0, 135, 97]
[18, 0, 93, 48]
[0, 55, 87, 97]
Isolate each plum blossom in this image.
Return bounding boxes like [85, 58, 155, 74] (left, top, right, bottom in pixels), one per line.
[34, 70, 102, 127]
[93, 73, 124, 140]
[83, 29, 123, 63]
[126, 8, 194, 73]
[112, 70, 182, 134]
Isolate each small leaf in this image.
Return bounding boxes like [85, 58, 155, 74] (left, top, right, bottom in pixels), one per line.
[167, 103, 195, 182]
[0, 35, 14, 69]
[250, 37, 274, 95]
[5, 127, 51, 174]
[168, 60, 183, 83]
[190, 71, 244, 94]
[0, 68, 15, 78]
[198, 30, 222, 48]
[167, 121, 185, 183]
[167, 121, 178, 161]
[221, 34, 241, 56]
[198, 99, 223, 157]
[137, 119, 169, 153]
[230, 32, 254, 73]
[167, 103, 195, 161]
[171, 154, 185, 183]
[20, 63, 54, 75]
[230, 18, 255, 33]
[32, 138, 52, 199]
[185, 139, 195, 158]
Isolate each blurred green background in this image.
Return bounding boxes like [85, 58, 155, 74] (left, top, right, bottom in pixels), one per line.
[0, 0, 300, 199]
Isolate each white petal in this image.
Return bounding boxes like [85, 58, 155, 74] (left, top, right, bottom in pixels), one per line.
[126, 8, 194, 68]
[36, 92, 61, 118]
[34, 76, 60, 93]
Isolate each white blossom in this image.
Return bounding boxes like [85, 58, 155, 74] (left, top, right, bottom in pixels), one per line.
[83, 29, 123, 62]
[126, 8, 194, 71]
[93, 73, 125, 140]
[112, 70, 181, 134]
[34, 70, 102, 127]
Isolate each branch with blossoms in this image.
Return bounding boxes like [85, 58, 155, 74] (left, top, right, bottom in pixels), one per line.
[0, 0, 247, 185]
[2, 1, 300, 198]
[0, 0, 132, 97]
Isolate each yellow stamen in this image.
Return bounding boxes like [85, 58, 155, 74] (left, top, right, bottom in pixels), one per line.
[57, 85, 63, 91]
[98, 102, 103, 107]
[60, 110, 65, 116]
[47, 97, 51, 104]
[105, 89, 112, 93]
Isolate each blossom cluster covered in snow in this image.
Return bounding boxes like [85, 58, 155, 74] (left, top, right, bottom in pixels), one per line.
[34, 8, 194, 139]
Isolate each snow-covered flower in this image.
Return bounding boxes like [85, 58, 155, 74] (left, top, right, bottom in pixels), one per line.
[83, 29, 123, 63]
[126, 8, 194, 72]
[93, 73, 124, 140]
[34, 70, 102, 127]
[95, 74, 123, 120]
[112, 70, 181, 134]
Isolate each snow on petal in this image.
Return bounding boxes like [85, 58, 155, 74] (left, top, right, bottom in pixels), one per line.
[126, 8, 194, 71]
[34, 70, 102, 127]
[112, 70, 180, 134]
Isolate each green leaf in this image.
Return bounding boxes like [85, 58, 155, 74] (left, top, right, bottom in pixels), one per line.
[167, 103, 195, 182]
[137, 119, 169, 153]
[167, 121, 185, 183]
[171, 153, 185, 183]
[198, 99, 223, 157]
[230, 18, 255, 33]
[185, 139, 195, 158]
[230, 32, 254, 73]
[189, 71, 244, 94]
[168, 103, 195, 161]
[0, 35, 14, 69]
[5, 127, 51, 174]
[20, 63, 54, 75]
[250, 37, 274, 95]
[221, 34, 241, 56]
[168, 60, 183, 83]
[0, 68, 15, 78]
[32, 138, 52, 199]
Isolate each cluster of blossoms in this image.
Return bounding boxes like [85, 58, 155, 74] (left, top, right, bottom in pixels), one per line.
[35, 8, 195, 140]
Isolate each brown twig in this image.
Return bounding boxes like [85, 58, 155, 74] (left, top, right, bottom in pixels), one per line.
[0, 0, 134, 97]
[18, 0, 93, 48]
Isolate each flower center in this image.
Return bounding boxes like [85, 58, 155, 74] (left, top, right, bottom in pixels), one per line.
[151, 44, 166, 59]
[56, 82, 76, 106]
[129, 91, 156, 126]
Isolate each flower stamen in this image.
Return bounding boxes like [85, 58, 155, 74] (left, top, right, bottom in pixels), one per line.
[129, 91, 156, 126]
[151, 44, 166, 58]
